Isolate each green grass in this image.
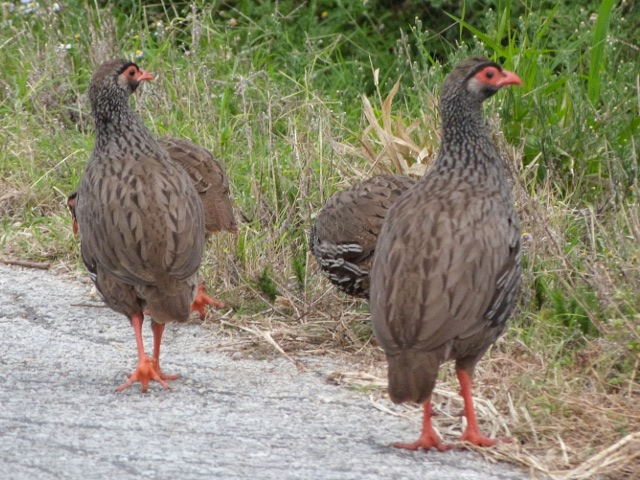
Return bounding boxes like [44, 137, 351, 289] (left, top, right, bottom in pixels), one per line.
[1, 0, 639, 477]
[588, 0, 615, 103]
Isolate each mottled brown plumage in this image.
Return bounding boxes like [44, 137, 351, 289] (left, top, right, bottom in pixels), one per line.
[157, 138, 237, 236]
[370, 57, 522, 450]
[75, 59, 205, 392]
[68, 137, 237, 319]
[310, 175, 416, 298]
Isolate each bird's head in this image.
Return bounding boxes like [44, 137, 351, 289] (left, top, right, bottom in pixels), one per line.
[88, 59, 153, 114]
[442, 56, 521, 106]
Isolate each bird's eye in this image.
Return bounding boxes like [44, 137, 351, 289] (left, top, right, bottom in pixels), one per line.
[485, 70, 494, 79]
[128, 69, 136, 77]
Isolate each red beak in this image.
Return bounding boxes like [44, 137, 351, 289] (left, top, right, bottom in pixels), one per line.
[495, 69, 522, 87]
[137, 69, 154, 82]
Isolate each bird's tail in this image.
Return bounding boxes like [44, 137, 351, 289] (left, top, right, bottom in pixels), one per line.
[139, 275, 198, 324]
[386, 350, 440, 404]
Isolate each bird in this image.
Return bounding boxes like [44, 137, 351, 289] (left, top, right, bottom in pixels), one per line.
[74, 58, 205, 393]
[370, 56, 522, 451]
[68, 138, 237, 318]
[155, 137, 237, 317]
[310, 174, 417, 298]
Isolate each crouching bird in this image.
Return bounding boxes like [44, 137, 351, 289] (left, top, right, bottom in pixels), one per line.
[310, 175, 416, 299]
[370, 56, 522, 450]
[75, 59, 205, 392]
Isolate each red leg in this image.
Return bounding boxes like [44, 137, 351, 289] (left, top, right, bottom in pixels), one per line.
[115, 312, 171, 393]
[151, 321, 179, 382]
[456, 369, 505, 447]
[393, 400, 451, 452]
[190, 284, 225, 319]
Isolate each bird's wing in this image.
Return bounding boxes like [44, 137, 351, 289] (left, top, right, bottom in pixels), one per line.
[159, 137, 237, 234]
[371, 183, 520, 354]
[313, 175, 417, 263]
[158, 138, 211, 193]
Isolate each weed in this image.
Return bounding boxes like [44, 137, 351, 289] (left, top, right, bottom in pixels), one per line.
[257, 267, 279, 303]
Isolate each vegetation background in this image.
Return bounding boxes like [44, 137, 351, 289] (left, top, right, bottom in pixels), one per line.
[0, 0, 638, 477]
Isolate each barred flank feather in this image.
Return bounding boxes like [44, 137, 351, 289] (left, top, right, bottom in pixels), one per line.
[310, 175, 416, 298]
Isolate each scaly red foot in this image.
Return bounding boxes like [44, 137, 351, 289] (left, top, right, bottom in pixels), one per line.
[191, 284, 225, 319]
[115, 355, 177, 393]
[393, 433, 452, 452]
[459, 427, 497, 447]
[392, 401, 452, 452]
[115, 313, 179, 393]
[458, 427, 513, 447]
[455, 369, 512, 447]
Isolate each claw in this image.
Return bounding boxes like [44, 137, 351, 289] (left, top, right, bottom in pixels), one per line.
[191, 284, 225, 319]
[392, 401, 451, 452]
[115, 356, 174, 393]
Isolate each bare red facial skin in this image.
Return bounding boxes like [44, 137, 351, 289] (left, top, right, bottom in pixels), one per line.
[123, 66, 154, 83]
[474, 66, 522, 87]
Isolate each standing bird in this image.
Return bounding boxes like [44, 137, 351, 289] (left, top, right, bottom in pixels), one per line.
[67, 138, 237, 318]
[156, 137, 237, 316]
[310, 175, 417, 298]
[370, 57, 522, 450]
[75, 59, 205, 392]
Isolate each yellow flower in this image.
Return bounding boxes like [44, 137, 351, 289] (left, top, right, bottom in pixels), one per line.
[135, 49, 143, 58]
[74, 33, 80, 40]
[228, 18, 238, 27]
[321, 11, 328, 19]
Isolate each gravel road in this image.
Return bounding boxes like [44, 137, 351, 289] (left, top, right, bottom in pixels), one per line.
[0, 264, 529, 479]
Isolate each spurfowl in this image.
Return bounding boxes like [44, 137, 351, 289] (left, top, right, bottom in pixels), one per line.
[156, 137, 237, 317]
[75, 59, 205, 392]
[310, 175, 416, 298]
[370, 56, 522, 450]
[67, 138, 237, 319]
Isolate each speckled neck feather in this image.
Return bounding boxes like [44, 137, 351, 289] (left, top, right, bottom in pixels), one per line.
[88, 59, 155, 153]
[432, 57, 506, 184]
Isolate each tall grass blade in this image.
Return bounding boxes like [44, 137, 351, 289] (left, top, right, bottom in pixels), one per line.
[587, 0, 615, 104]
[444, 11, 504, 57]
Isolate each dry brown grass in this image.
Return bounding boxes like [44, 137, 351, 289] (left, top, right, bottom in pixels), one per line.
[210, 276, 640, 479]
